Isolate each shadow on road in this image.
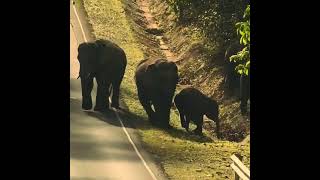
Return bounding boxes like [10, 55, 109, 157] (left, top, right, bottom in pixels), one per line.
[71, 78, 213, 144]
[71, 136, 142, 161]
[71, 98, 143, 162]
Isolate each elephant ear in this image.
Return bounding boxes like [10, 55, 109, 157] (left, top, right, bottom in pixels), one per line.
[77, 43, 87, 63]
[168, 61, 178, 71]
[146, 63, 157, 73]
[78, 42, 95, 64]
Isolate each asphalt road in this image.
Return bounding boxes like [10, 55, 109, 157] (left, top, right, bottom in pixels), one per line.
[70, 1, 167, 179]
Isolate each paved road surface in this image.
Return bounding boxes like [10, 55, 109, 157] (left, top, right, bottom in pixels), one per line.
[70, 2, 167, 179]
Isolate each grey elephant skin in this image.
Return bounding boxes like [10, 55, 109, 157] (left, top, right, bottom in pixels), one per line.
[224, 41, 250, 115]
[135, 58, 179, 128]
[174, 87, 220, 138]
[224, 41, 244, 92]
[77, 39, 127, 111]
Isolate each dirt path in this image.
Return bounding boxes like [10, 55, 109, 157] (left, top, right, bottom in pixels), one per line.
[137, 0, 176, 61]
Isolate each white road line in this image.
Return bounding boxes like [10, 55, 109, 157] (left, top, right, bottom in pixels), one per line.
[72, 3, 158, 180]
[112, 106, 158, 180]
[70, 23, 80, 46]
[72, 4, 87, 42]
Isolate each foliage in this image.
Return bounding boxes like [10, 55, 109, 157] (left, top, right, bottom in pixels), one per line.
[83, 0, 250, 179]
[230, 5, 250, 76]
[166, 0, 249, 49]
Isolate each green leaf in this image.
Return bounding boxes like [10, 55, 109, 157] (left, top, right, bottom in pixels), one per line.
[244, 69, 248, 75]
[231, 4, 250, 75]
[235, 22, 241, 27]
[243, 38, 247, 45]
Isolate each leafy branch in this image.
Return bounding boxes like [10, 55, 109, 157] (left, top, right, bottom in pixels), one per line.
[230, 4, 250, 76]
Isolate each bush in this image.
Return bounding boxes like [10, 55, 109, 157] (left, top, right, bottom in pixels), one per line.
[230, 5, 250, 76]
[166, 0, 249, 50]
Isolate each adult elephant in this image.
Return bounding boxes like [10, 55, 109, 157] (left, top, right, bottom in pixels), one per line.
[224, 41, 244, 93]
[240, 72, 250, 115]
[77, 39, 127, 111]
[135, 58, 179, 128]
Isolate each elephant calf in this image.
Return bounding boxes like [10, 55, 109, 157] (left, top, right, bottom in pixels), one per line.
[135, 58, 179, 128]
[77, 39, 127, 111]
[174, 87, 220, 138]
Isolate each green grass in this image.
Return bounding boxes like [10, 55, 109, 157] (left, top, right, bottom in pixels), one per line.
[73, 0, 82, 8]
[82, 0, 250, 179]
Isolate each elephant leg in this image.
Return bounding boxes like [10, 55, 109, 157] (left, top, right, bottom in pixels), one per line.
[137, 85, 155, 123]
[180, 114, 187, 129]
[154, 97, 172, 129]
[163, 94, 175, 128]
[162, 104, 172, 128]
[185, 115, 191, 132]
[194, 115, 203, 135]
[177, 109, 187, 129]
[175, 101, 187, 128]
[94, 75, 111, 111]
[81, 76, 94, 110]
[240, 75, 249, 115]
[111, 78, 123, 109]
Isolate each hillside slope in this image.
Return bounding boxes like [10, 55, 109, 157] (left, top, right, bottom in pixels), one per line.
[81, 0, 250, 179]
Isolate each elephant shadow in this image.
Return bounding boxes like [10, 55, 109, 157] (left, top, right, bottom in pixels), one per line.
[117, 105, 214, 143]
[72, 87, 213, 143]
[75, 103, 214, 143]
[84, 107, 149, 130]
[84, 110, 122, 127]
[116, 108, 214, 143]
[166, 126, 214, 143]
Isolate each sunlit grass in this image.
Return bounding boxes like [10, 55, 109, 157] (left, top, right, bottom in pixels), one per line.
[82, 0, 250, 179]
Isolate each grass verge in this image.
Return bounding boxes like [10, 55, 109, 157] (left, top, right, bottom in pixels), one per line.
[81, 0, 250, 179]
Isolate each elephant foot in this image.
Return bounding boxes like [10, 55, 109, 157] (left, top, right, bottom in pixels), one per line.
[111, 103, 121, 110]
[82, 100, 92, 110]
[182, 122, 188, 129]
[193, 129, 203, 136]
[148, 118, 157, 126]
[148, 115, 157, 124]
[165, 124, 173, 130]
[82, 106, 92, 111]
[158, 123, 172, 129]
